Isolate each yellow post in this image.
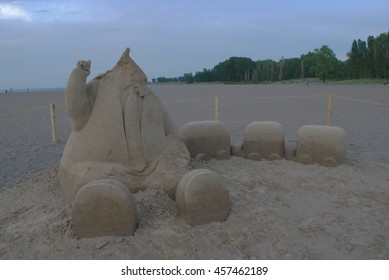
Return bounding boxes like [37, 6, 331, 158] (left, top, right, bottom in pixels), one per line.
[50, 104, 58, 142]
[214, 96, 219, 121]
[327, 93, 333, 126]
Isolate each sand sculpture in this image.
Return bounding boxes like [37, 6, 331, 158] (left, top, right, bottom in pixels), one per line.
[296, 125, 346, 167]
[59, 49, 346, 238]
[178, 120, 346, 167]
[176, 169, 230, 226]
[227, 121, 346, 165]
[239, 121, 284, 161]
[71, 179, 137, 237]
[59, 49, 230, 237]
[179, 121, 231, 161]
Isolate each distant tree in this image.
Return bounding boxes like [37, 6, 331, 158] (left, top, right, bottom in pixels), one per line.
[156, 31, 389, 84]
[194, 68, 213, 82]
[346, 31, 389, 80]
[278, 57, 285, 81]
[300, 55, 305, 79]
[212, 57, 256, 82]
[337, 60, 347, 80]
[156, 77, 167, 83]
[283, 58, 301, 80]
[374, 31, 389, 78]
[312, 45, 340, 82]
[183, 73, 194, 84]
[156, 77, 179, 83]
[253, 59, 278, 82]
[300, 52, 317, 79]
[367, 35, 377, 78]
[358, 39, 368, 78]
[347, 40, 360, 78]
[347, 39, 368, 79]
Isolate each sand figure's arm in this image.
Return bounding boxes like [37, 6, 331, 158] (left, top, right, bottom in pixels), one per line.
[65, 60, 93, 131]
[162, 107, 176, 135]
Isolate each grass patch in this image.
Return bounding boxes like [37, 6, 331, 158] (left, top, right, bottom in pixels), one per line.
[325, 79, 389, 85]
[278, 78, 389, 85]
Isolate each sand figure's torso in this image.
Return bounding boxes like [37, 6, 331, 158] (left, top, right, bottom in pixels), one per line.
[58, 49, 189, 202]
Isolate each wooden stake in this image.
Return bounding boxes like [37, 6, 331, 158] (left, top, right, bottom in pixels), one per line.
[50, 104, 58, 142]
[214, 96, 219, 121]
[327, 93, 333, 126]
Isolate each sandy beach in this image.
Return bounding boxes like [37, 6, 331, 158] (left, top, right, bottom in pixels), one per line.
[0, 83, 388, 259]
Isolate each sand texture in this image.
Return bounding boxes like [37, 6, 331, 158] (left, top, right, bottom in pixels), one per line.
[0, 83, 388, 259]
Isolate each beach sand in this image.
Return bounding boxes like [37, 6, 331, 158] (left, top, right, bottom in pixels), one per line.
[0, 83, 388, 259]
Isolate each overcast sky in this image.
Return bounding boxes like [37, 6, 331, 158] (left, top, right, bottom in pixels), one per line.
[1, 0, 388, 89]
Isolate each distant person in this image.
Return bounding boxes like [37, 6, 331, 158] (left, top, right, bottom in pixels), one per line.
[305, 80, 309, 87]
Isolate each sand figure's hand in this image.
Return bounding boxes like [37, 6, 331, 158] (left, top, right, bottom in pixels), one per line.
[66, 59, 93, 131]
[76, 60, 91, 76]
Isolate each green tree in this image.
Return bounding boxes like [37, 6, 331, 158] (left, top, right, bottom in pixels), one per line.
[253, 59, 277, 82]
[300, 56, 305, 79]
[374, 31, 389, 78]
[312, 45, 340, 82]
[300, 52, 317, 79]
[347, 31, 389, 79]
[194, 68, 213, 82]
[347, 39, 368, 79]
[183, 73, 194, 84]
[283, 58, 301, 80]
[347, 40, 360, 78]
[212, 57, 256, 82]
[157, 76, 179, 83]
[367, 35, 377, 78]
[278, 57, 285, 81]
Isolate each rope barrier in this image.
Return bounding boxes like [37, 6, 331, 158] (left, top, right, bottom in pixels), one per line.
[2, 93, 386, 120]
[221, 94, 328, 100]
[162, 97, 212, 104]
[0, 103, 67, 119]
[333, 94, 389, 107]
[0, 104, 51, 119]
[1, 93, 387, 143]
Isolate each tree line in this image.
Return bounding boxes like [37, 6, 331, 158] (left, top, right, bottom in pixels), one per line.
[347, 32, 389, 79]
[153, 31, 389, 84]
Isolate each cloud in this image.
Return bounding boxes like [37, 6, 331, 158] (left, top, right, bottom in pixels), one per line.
[0, 1, 113, 23]
[1, 0, 389, 89]
[0, 3, 31, 21]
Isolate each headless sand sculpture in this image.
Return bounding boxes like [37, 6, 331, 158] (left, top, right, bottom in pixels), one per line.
[59, 49, 230, 237]
[59, 48, 345, 238]
[179, 120, 346, 167]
